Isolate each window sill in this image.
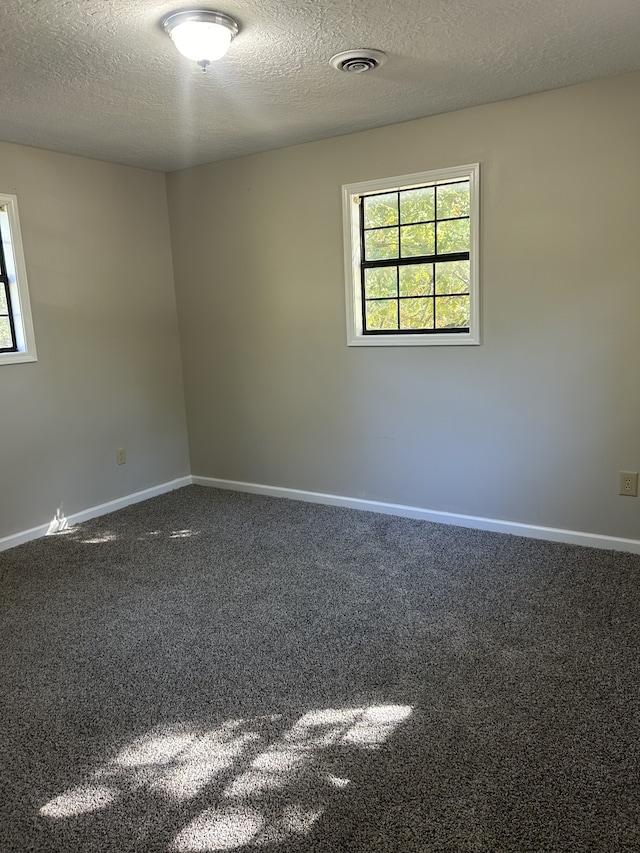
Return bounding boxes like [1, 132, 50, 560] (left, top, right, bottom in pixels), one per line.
[0, 350, 37, 365]
[347, 331, 480, 347]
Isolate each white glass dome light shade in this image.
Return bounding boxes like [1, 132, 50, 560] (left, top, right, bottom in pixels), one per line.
[163, 10, 239, 69]
[169, 19, 231, 62]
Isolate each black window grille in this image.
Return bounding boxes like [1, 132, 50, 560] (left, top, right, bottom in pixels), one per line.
[0, 217, 17, 353]
[360, 179, 471, 335]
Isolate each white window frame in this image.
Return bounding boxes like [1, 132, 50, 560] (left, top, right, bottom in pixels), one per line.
[342, 163, 480, 347]
[0, 193, 37, 365]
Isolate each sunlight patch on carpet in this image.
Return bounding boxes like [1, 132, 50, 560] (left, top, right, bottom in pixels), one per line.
[175, 703, 411, 850]
[39, 784, 119, 818]
[39, 704, 412, 850]
[171, 805, 265, 851]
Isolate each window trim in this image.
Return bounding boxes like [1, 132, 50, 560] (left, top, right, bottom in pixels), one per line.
[0, 193, 37, 365]
[342, 163, 480, 347]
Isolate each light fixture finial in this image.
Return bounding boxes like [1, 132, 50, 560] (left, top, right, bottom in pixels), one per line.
[163, 9, 239, 70]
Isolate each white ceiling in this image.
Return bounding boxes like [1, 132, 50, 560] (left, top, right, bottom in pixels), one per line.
[1, 0, 639, 172]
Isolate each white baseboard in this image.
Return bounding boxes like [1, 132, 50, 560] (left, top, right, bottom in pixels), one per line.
[192, 475, 640, 555]
[0, 476, 193, 553]
[4, 473, 639, 555]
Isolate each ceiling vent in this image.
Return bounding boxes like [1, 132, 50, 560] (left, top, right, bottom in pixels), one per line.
[329, 49, 388, 73]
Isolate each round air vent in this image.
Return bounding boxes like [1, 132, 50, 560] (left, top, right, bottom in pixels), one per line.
[329, 49, 388, 73]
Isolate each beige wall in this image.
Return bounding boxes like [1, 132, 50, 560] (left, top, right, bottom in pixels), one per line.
[167, 71, 640, 540]
[3, 72, 638, 544]
[0, 142, 189, 539]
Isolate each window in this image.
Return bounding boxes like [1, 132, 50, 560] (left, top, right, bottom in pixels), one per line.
[342, 164, 479, 346]
[0, 193, 37, 364]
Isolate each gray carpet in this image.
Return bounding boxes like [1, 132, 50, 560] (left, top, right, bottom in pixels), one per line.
[1, 485, 638, 852]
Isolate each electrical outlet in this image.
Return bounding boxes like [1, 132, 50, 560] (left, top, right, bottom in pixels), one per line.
[619, 471, 638, 496]
[116, 448, 126, 465]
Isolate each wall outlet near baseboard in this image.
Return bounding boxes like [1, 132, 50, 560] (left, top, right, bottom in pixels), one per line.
[619, 471, 638, 496]
[116, 448, 127, 465]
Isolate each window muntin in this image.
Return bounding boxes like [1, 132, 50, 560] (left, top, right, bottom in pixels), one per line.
[0, 222, 18, 352]
[0, 194, 37, 365]
[343, 164, 479, 347]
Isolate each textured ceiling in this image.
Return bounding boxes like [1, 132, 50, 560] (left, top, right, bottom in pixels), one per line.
[0, 0, 639, 172]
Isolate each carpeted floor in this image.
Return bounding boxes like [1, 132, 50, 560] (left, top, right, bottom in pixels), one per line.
[1, 485, 638, 852]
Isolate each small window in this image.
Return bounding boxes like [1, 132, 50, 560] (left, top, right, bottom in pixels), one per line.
[342, 164, 480, 346]
[0, 194, 37, 364]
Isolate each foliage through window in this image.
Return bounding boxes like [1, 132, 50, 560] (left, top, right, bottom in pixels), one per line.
[343, 165, 479, 346]
[0, 194, 37, 364]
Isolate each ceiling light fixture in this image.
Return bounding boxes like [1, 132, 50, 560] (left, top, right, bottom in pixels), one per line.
[163, 9, 239, 71]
